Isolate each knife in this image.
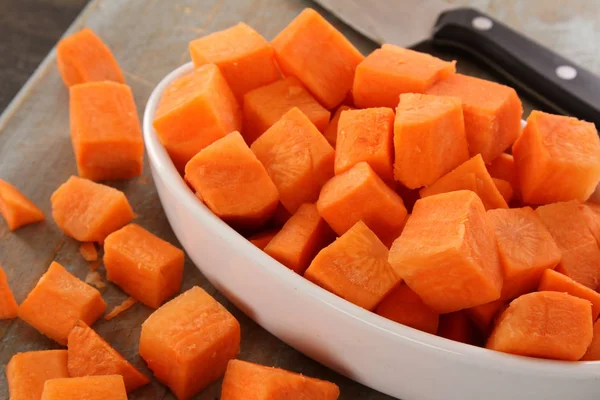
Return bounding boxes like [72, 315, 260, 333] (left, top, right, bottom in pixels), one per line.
[313, 0, 600, 130]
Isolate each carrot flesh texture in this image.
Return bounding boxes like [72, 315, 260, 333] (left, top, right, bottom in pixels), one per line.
[0, 265, 18, 319]
[104, 297, 137, 320]
[248, 229, 279, 250]
[0, 179, 45, 231]
[538, 269, 600, 321]
[79, 242, 98, 262]
[487, 292, 593, 361]
[324, 105, 353, 147]
[466, 299, 507, 335]
[139, 286, 241, 400]
[513, 111, 600, 204]
[389, 190, 503, 313]
[41, 375, 127, 400]
[585, 202, 600, 245]
[221, 359, 340, 400]
[271, 8, 364, 109]
[438, 311, 475, 345]
[581, 319, 600, 360]
[305, 221, 401, 310]
[376, 282, 439, 334]
[492, 178, 514, 204]
[487, 153, 519, 195]
[6, 350, 69, 400]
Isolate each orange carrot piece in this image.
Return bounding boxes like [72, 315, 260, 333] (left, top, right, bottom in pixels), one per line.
[79, 242, 98, 262]
[487, 153, 518, 194]
[89, 260, 102, 271]
[438, 311, 475, 345]
[492, 178, 514, 204]
[539, 269, 600, 321]
[104, 297, 137, 321]
[389, 190, 503, 313]
[41, 375, 127, 400]
[0, 265, 18, 319]
[305, 221, 400, 310]
[487, 292, 593, 361]
[85, 270, 105, 290]
[6, 350, 69, 400]
[323, 105, 353, 147]
[271, 8, 364, 109]
[251, 107, 335, 214]
[466, 299, 507, 335]
[427, 73, 522, 163]
[585, 202, 600, 245]
[376, 282, 439, 334]
[139, 286, 241, 400]
[581, 319, 600, 361]
[221, 359, 340, 400]
[18, 261, 106, 345]
[56, 28, 124, 87]
[0, 179, 44, 231]
[248, 229, 279, 250]
[153, 64, 241, 172]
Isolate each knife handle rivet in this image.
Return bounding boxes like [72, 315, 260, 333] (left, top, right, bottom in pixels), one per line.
[472, 16, 493, 31]
[555, 65, 578, 81]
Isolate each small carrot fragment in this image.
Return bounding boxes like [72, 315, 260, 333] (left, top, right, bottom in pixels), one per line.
[0, 179, 45, 231]
[486, 153, 519, 195]
[89, 260, 102, 271]
[0, 265, 18, 319]
[85, 270, 105, 290]
[248, 229, 279, 251]
[492, 178, 514, 204]
[323, 105, 353, 147]
[376, 282, 439, 334]
[104, 297, 137, 321]
[79, 242, 98, 262]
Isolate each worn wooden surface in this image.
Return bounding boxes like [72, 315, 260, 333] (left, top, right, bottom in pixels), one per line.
[0, 1, 598, 399]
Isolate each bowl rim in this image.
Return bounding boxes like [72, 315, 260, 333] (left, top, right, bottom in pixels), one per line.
[142, 61, 600, 378]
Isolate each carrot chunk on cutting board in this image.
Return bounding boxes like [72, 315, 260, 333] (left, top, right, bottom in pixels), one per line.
[513, 111, 600, 204]
[0, 179, 44, 230]
[56, 28, 124, 87]
[79, 242, 98, 262]
[69, 81, 143, 181]
[539, 269, 600, 321]
[18, 261, 106, 345]
[419, 154, 508, 210]
[466, 300, 507, 335]
[438, 311, 475, 345]
[323, 105, 353, 147]
[487, 153, 518, 194]
[271, 8, 364, 109]
[487, 292, 593, 361]
[6, 350, 69, 400]
[51, 176, 134, 243]
[376, 282, 439, 334]
[186, 131, 279, 228]
[394, 93, 469, 189]
[41, 375, 127, 400]
[68, 320, 149, 392]
[265, 204, 333, 274]
[251, 107, 334, 214]
[189, 22, 280, 101]
[0, 265, 18, 319]
[221, 359, 340, 400]
[153, 64, 241, 172]
[536, 201, 600, 289]
[104, 223, 184, 308]
[248, 229, 279, 250]
[243, 77, 330, 144]
[581, 319, 600, 361]
[389, 190, 502, 313]
[335, 107, 394, 183]
[492, 178, 514, 204]
[353, 44, 456, 109]
[305, 221, 401, 310]
[426, 73, 522, 163]
[487, 207, 561, 300]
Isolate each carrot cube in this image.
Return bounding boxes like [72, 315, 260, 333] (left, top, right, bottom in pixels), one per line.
[376, 282, 439, 334]
[56, 28, 124, 87]
[18, 261, 106, 345]
[153, 64, 241, 172]
[185, 131, 279, 228]
[389, 190, 503, 313]
[513, 111, 600, 204]
[539, 269, 600, 321]
[248, 229, 278, 250]
[353, 44, 456, 109]
[51, 176, 134, 243]
[394, 93, 469, 189]
[6, 350, 69, 400]
[438, 311, 475, 345]
[242, 77, 330, 144]
[426, 73, 523, 163]
[419, 154, 508, 210]
[104, 223, 184, 308]
[466, 299, 507, 335]
[487, 292, 593, 361]
[323, 105, 353, 147]
[0, 179, 44, 231]
[189, 22, 280, 101]
[0, 265, 18, 319]
[581, 319, 600, 361]
[221, 359, 340, 400]
[251, 107, 334, 214]
[271, 8, 364, 109]
[487, 153, 519, 195]
[41, 376, 127, 400]
[487, 207, 561, 300]
[492, 178, 514, 204]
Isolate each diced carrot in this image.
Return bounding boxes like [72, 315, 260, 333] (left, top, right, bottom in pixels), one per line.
[251, 107, 334, 214]
[41, 375, 127, 400]
[56, 28, 124, 87]
[487, 292, 593, 361]
[242, 76, 330, 144]
[0, 265, 18, 319]
[51, 176, 134, 243]
[265, 203, 334, 274]
[248, 229, 279, 250]
[221, 359, 340, 400]
[353, 44, 456, 109]
[104, 223, 184, 308]
[536, 201, 600, 289]
[585, 202, 600, 245]
[426, 73, 523, 163]
[419, 154, 508, 210]
[185, 131, 279, 228]
[389, 190, 502, 313]
[376, 282, 439, 334]
[487, 207, 561, 300]
[305, 221, 400, 310]
[153, 64, 241, 172]
[486, 153, 519, 195]
[539, 269, 600, 321]
[492, 178, 514, 204]
[317, 162, 407, 247]
[79, 242, 98, 262]
[68, 320, 149, 392]
[466, 300, 507, 335]
[394, 93, 469, 189]
[438, 311, 475, 345]
[104, 297, 137, 321]
[581, 319, 600, 361]
[18, 261, 106, 345]
[0, 179, 44, 231]
[69, 81, 143, 181]
[189, 22, 280, 101]
[271, 8, 364, 109]
[323, 105, 353, 147]
[139, 286, 240, 400]
[6, 350, 69, 400]
[335, 107, 394, 183]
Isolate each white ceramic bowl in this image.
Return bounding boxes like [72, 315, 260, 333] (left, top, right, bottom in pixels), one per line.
[143, 62, 600, 400]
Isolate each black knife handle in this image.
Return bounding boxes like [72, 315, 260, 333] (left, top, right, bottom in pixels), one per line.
[432, 7, 600, 130]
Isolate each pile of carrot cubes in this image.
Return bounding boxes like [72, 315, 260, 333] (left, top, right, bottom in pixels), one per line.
[1, 7, 600, 400]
